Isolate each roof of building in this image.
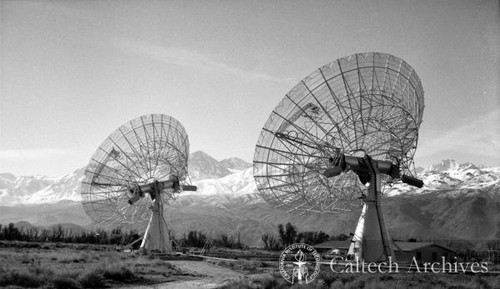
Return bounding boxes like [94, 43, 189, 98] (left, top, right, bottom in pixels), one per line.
[313, 240, 351, 249]
[394, 242, 456, 253]
[313, 240, 456, 253]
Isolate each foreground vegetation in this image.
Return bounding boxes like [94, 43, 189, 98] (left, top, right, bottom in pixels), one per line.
[2, 222, 499, 288]
[0, 222, 248, 250]
[4, 221, 498, 262]
[210, 258, 500, 289]
[0, 223, 140, 246]
[0, 241, 193, 288]
[1, 240, 499, 289]
[220, 270, 500, 289]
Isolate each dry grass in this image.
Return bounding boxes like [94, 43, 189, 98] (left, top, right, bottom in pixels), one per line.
[0, 241, 187, 288]
[79, 269, 106, 288]
[220, 268, 500, 289]
[215, 259, 274, 275]
[2, 241, 499, 288]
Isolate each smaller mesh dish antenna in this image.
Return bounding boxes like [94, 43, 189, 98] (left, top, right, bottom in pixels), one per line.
[81, 114, 196, 253]
[254, 52, 425, 262]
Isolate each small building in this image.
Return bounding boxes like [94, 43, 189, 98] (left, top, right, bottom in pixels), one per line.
[394, 241, 456, 263]
[313, 240, 456, 263]
[313, 240, 351, 255]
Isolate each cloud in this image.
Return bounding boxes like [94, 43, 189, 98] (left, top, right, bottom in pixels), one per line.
[0, 148, 75, 160]
[417, 108, 500, 159]
[115, 40, 293, 84]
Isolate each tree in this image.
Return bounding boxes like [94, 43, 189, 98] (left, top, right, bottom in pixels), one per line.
[3, 223, 20, 240]
[278, 222, 298, 247]
[184, 231, 207, 248]
[297, 231, 329, 245]
[262, 233, 281, 251]
[110, 227, 124, 244]
[214, 234, 244, 249]
[330, 233, 350, 241]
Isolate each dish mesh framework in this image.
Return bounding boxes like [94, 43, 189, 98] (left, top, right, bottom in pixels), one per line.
[253, 52, 424, 214]
[81, 114, 189, 231]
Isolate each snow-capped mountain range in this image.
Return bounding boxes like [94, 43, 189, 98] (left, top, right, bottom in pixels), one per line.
[0, 151, 254, 206]
[1, 155, 499, 206]
[385, 159, 500, 196]
[0, 171, 84, 206]
[1, 153, 500, 247]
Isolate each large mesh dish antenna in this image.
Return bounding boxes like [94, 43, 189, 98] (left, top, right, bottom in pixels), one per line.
[81, 114, 195, 252]
[254, 52, 424, 214]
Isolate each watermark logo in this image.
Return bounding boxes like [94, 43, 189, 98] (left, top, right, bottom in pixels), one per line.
[279, 243, 321, 284]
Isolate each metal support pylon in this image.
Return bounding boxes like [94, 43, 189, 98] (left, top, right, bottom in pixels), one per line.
[140, 183, 172, 253]
[348, 157, 394, 262]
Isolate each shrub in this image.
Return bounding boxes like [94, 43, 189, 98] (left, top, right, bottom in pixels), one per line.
[316, 270, 337, 286]
[330, 280, 345, 289]
[345, 278, 365, 289]
[489, 276, 500, 289]
[239, 260, 262, 273]
[290, 282, 324, 289]
[79, 269, 106, 289]
[102, 264, 135, 282]
[261, 277, 281, 289]
[51, 274, 81, 289]
[217, 260, 235, 268]
[248, 274, 284, 289]
[0, 270, 43, 288]
[468, 275, 491, 289]
[339, 274, 356, 284]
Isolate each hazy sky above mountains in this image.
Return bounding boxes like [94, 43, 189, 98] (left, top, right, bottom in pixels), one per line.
[1, 0, 499, 176]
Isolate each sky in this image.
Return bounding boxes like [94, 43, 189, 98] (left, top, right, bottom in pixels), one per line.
[0, 0, 499, 177]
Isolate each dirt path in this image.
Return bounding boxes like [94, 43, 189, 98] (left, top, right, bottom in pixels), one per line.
[120, 260, 244, 289]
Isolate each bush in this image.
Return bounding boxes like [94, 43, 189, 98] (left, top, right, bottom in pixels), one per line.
[260, 277, 281, 289]
[102, 264, 135, 282]
[345, 278, 365, 289]
[0, 270, 43, 288]
[339, 274, 356, 284]
[468, 275, 491, 289]
[220, 280, 252, 289]
[51, 274, 81, 289]
[217, 260, 235, 269]
[378, 274, 393, 281]
[316, 270, 337, 286]
[239, 260, 263, 273]
[330, 280, 345, 289]
[248, 274, 283, 289]
[79, 270, 106, 288]
[490, 276, 500, 289]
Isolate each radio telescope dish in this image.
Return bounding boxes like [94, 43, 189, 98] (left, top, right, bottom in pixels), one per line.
[81, 114, 196, 253]
[254, 52, 424, 262]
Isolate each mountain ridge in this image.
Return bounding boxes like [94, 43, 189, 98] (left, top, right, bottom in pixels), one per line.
[1, 153, 499, 248]
[0, 151, 252, 206]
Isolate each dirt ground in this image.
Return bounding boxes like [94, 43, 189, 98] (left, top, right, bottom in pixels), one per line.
[118, 260, 245, 289]
[0, 242, 265, 289]
[2, 242, 499, 289]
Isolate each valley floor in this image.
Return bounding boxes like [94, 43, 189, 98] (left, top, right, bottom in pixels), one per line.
[1, 241, 500, 289]
[117, 261, 244, 289]
[0, 241, 266, 289]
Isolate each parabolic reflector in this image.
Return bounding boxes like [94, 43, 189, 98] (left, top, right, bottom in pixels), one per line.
[81, 114, 190, 231]
[253, 52, 424, 214]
